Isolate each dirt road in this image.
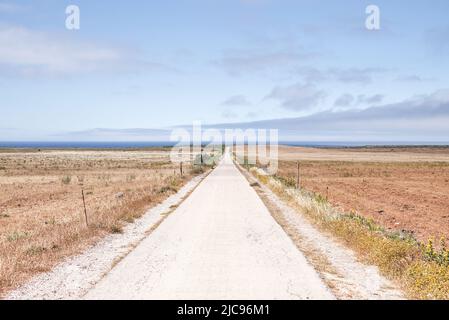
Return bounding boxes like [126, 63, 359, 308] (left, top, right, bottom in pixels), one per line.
[84, 152, 334, 300]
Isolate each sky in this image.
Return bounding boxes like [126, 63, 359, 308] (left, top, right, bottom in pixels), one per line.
[0, 0, 448, 141]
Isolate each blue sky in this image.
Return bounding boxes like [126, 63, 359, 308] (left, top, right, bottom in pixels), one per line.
[0, 0, 448, 141]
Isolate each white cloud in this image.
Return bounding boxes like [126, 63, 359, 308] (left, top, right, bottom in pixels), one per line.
[357, 94, 384, 104]
[215, 48, 316, 76]
[294, 66, 388, 85]
[220, 95, 252, 106]
[12, 89, 449, 142]
[334, 93, 384, 108]
[0, 26, 125, 76]
[210, 89, 449, 141]
[395, 75, 435, 83]
[222, 110, 239, 119]
[328, 67, 386, 84]
[0, 26, 172, 77]
[334, 94, 354, 107]
[265, 83, 326, 111]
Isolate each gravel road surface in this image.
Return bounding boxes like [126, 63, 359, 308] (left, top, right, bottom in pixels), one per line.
[84, 152, 334, 300]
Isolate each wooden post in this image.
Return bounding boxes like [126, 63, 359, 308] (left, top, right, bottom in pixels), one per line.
[180, 161, 183, 176]
[326, 186, 329, 200]
[296, 161, 300, 189]
[81, 189, 89, 227]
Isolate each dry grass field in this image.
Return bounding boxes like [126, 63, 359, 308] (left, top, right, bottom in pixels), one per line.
[247, 145, 449, 299]
[277, 146, 449, 242]
[278, 146, 449, 162]
[0, 149, 202, 296]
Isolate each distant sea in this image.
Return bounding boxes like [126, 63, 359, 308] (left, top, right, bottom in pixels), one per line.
[0, 141, 448, 149]
[0, 141, 175, 149]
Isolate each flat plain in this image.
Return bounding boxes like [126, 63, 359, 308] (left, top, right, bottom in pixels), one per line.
[0, 149, 198, 296]
[276, 146, 449, 242]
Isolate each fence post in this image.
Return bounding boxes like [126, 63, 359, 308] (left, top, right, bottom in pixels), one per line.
[180, 161, 183, 176]
[296, 161, 300, 189]
[81, 189, 89, 227]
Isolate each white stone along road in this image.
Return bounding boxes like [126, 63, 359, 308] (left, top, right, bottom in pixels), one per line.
[84, 152, 334, 300]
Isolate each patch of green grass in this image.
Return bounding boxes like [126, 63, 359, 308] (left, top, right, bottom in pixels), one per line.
[61, 175, 72, 185]
[110, 224, 123, 234]
[422, 238, 449, 267]
[313, 193, 328, 205]
[191, 165, 204, 174]
[274, 175, 297, 189]
[126, 174, 136, 182]
[158, 185, 178, 194]
[6, 231, 29, 242]
[25, 245, 47, 256]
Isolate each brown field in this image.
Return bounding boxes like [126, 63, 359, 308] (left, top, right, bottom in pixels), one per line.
[277, 146, 449, 242]
[0, 149, 201, 296]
